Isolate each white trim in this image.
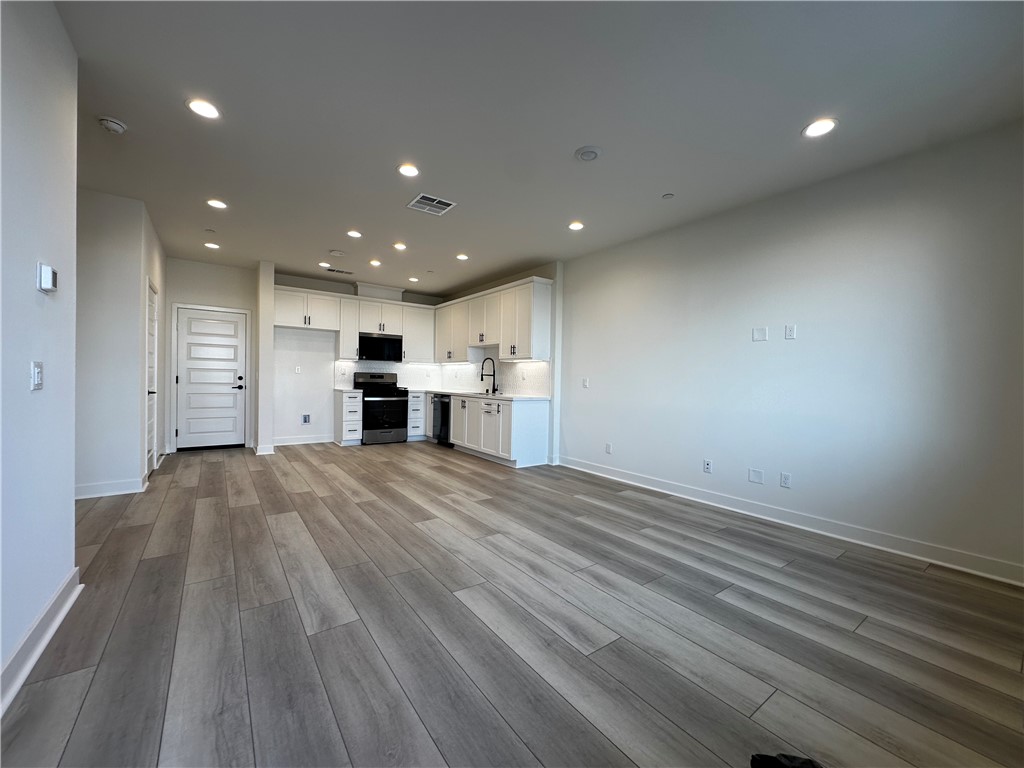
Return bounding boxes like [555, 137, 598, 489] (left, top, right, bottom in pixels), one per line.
[559, 455, 1024, 586]
[255, 444, 275, 455]
[170, 303, 253, 453]
[273, 434, 333, 446]
[1, 568, 83, 716]
[75, 478, 144, 499]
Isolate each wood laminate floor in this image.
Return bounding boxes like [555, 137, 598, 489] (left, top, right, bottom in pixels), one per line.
[3, 442, 1022, 768]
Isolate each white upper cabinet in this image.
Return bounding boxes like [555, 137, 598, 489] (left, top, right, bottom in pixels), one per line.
[338, 298, 359, 360]
[274, 288, 340, 331]
[468, 293, 501, 346]
[499, 281, 551, 361]
[402, 306, 434, 363]
[434, 301, 469, 363]
[359, 300, 403, 335]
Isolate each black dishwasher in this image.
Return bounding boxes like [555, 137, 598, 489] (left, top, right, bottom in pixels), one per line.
[431, 394, 453, 447]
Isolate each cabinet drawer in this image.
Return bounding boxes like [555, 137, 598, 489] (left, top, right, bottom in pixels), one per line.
[342, 391, 362, 403]
[341, 403, 363, 421]
[341, 424, 362, 440]
[408, 404, 426, 418]
[409, 392, 425, 403]
[408, 420, 426, 437]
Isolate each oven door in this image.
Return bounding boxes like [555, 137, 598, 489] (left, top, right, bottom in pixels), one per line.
[362, 396, 408, 444]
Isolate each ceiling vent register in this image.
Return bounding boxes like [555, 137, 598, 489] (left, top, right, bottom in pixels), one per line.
[407, 194, 457, 216]
[323, 266, 354, 275]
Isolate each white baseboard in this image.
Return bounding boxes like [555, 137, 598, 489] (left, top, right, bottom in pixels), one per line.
[255, 444, 275, 455]
[1, 568, 83, 716]
[75, 477, 144, 499]
[274, 434, 333, 447]
[560, 456, 1024, 586]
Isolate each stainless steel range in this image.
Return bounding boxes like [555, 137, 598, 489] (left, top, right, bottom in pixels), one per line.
[353, 372, 408, 444]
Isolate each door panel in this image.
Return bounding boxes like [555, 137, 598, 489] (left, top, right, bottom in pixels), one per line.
[146, 284, 158, 472]
[177, 308, 246, 448]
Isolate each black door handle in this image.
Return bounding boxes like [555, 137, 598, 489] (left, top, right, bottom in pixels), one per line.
[231, 385, 245, 390]
[147, 390, 156, 395]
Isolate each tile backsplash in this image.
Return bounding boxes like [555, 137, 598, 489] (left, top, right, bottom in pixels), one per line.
[334, 355, 550, 397]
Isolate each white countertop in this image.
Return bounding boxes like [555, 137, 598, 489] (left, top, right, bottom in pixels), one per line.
[334, 387, 549, 402]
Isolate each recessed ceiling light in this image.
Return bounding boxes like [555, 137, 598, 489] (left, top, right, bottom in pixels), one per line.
[207, 199, 227, 209]
[347, 230, 362, 238]
[802, 117, 838, 138]
[661, 193, 675, 200]
[408, 277, 419, 282]
[369, 259, 381, 267]
[398, 164, 419, 177]
[204, 242, 220, 249]
[568, 221, 584, 231]
[393, 242, 407, 251]
[328, 250, 345, 258]
[574, 145, 602, 162]
[318, 262, 331, 268]
[187, 99, 220, 119]
[456, 253, 469, 261]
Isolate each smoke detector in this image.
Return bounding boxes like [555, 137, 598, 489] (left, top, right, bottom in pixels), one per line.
[574, 145, 601, 162]
[98, 116, 127, 135]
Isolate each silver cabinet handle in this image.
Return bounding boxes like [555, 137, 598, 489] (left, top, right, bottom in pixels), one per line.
[497, 404, 501, 414]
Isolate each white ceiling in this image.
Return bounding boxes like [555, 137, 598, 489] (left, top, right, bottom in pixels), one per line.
[58, 2, 1022, 298]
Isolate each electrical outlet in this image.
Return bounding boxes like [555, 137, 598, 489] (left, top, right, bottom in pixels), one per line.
[605, 442, 613, 455]
[748, 468, 764, 484]
[785, 324, 796, 340]
[582, 377, 590, 388]
[703, 459, 713, 474]
[780, 472, 792, 489]
[302, 414, 311, 424]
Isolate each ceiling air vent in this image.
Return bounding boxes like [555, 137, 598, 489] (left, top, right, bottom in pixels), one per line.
[324, 267, 353, 275]
[407, 194, 457, 216]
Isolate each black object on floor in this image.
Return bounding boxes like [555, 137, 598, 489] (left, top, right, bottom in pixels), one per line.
[751, 754, 825, 768]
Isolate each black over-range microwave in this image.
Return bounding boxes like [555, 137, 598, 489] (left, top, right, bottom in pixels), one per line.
[358, 332, 403, 362]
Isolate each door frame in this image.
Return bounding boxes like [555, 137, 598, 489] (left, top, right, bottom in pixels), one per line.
[169, 303, 254, 453]
[146, 279, 160, 472]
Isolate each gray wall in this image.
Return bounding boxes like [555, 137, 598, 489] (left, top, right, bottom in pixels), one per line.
[1, 1, 79, 672]
[559, 122, 1023, 581]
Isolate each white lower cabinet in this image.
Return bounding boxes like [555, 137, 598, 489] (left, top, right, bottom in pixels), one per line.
[333, 390, 363, 444]
[407, 391, 426, 440]
[447, 395, 547, 466]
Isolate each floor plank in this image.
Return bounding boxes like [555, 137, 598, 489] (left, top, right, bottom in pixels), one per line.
[1, 667, 95, 768]
[197, 460, 227, 499]
[323, 494, 421, 576]
[266, 511, 359, 634]
[335, 561, 540, 767]
[184, 496, 233, 585]
[392, 567, 635, 768]
[308, 621, 446, 768]
[457, 582, 727, 768]
[118, 476, 172, 528]
[27, 524, 151, 683]
[61, 553, 186, 768]
[159, 575, 252, 768]
[229, 503, 291, 611]
[291, 491, 369, 569]
[240, 599, 351, 767]
[76, 493, 132, 547]
[249, 465, 295, 514]
[142, 486, 196, 559]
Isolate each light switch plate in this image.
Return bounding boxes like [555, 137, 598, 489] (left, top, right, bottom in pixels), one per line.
[30, 361, 44, 391]
[752, 326, 768, 342]
[748, 468, 764, 484]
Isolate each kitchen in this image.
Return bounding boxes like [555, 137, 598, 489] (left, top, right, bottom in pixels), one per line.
[273, 274, 555, 467]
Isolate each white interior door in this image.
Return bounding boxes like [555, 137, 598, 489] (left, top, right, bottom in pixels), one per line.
[176, 307, 247, 448]
[146, 284, 159, 472]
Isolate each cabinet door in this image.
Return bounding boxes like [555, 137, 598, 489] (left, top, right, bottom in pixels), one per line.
[450, 302, 470, 362]
[499, 288, 517, 359]
[338, 299, 359, 359]
[465, 398, 482, 450]
[306, 294, 340, 331]
[483, 293, 501, 345]
[450, 397, 468, 445]
[275, 289, 307, 328]
[513, 285, 533, 359]
[380, 303, 403, 335]
[468, 297, 486, 345]
[498, 401, 513, 459]
[402, 306, 434, 362]
[434, 306, 452, 363]
[425, 394, 434, 437]
[358, 302, 382, 333]
[480, 401, 500, 455]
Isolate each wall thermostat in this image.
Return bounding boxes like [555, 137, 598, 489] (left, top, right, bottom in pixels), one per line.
[37, 263, 58, 293]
